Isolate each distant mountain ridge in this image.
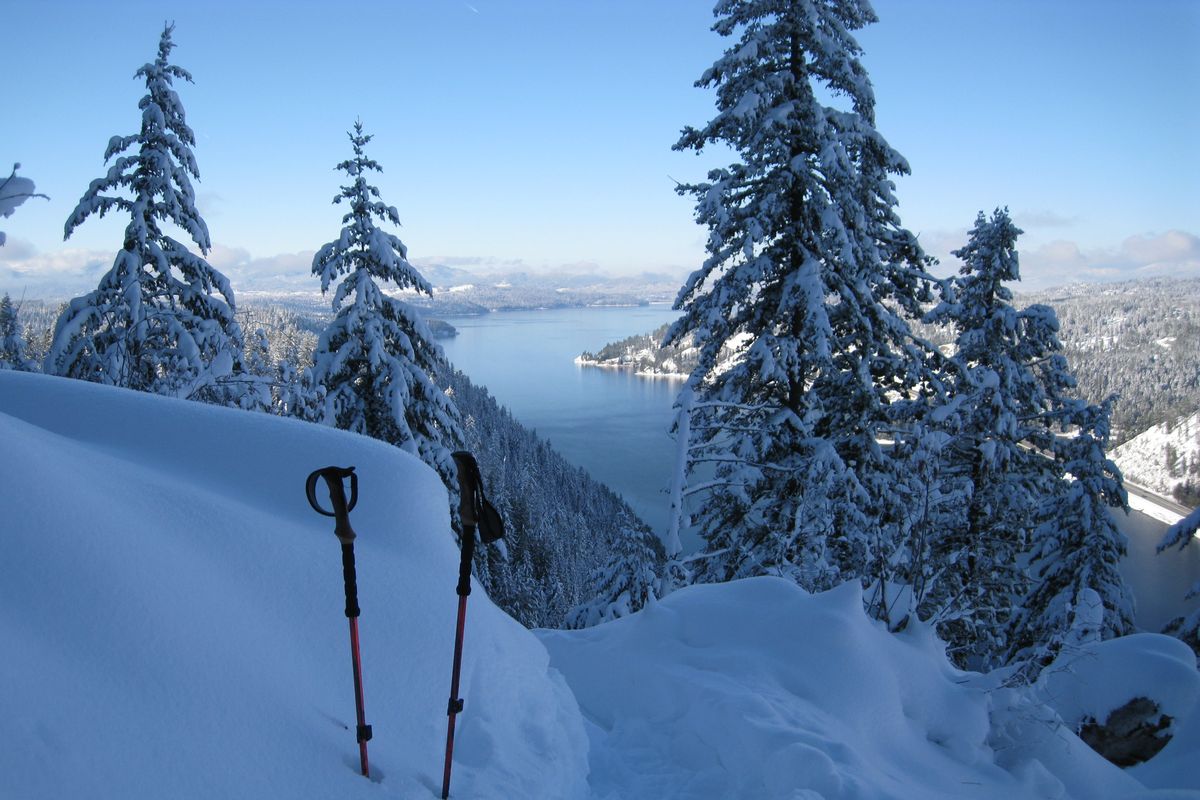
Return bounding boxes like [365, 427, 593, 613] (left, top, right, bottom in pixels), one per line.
[233, 265, 686, 316]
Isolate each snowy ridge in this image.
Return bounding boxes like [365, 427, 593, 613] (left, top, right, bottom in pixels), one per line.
[1114, 413, 1200, 509]
[3, 370, 1199, 798]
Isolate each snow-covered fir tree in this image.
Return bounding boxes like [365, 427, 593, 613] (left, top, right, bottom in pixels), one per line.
[886, 424, 966, 629]
[922, 209, 1131, 671]
[0, 293, 34, 371]
[307, 121, 462, 489]
[565, 527, 662, 629]
[45, 24, 244, 403]
[661, 381, 696, 596]
[1007, 396, 1134, 674]
[668, 0, 934, 600]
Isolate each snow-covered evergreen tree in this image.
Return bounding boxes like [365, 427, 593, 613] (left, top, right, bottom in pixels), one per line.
[1007, 397, 1134, 673]
[669, 0, 933, 597]
[889, 425, 968, 629]
[308, 121, 462, 489]
[923, 208, 1131, 671]
[566, 528, 661, 629]
[1158, 507, 1200, 661]
[661, 382, 696, 596]
[45, 24, 244, 402]
[0, 293, 34, 371]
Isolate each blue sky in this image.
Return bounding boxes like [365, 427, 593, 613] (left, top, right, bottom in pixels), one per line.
[3, 0, 1197, 297]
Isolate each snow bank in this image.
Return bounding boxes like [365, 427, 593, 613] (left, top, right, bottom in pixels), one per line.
[0, 370, 587, 799]
[1037, 634, 1200, 792]
[4, 369, 1198, 799]
[540, 578, 1165, 800]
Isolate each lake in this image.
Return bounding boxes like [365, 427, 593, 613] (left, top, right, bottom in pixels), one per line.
[439, 305, 1199, 632]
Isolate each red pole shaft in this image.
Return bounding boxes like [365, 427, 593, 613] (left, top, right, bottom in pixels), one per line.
[349, 617, 370, 778]
[441, 594, 469, 799]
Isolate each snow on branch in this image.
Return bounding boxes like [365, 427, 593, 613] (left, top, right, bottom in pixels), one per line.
[0, 164, 49, 246]
[1158, 505, 1200, 554]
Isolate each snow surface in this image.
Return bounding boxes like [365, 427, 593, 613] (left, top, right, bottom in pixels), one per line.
[1127, 489, 1186, 527]
[541, 580, 1197, 800]
[0, 370, 586, 799]
[2, 369, 1198, 799]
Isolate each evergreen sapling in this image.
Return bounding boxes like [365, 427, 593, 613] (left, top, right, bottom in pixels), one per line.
[308, 121, 463, 491]
[45, 24, 245, 403]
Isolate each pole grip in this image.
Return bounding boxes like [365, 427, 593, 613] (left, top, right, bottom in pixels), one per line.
[306, 466, 358, 544]
[456, 529, 475, 598]
[342, 542, 360, 618]
[451, 452, 480, 527]
[452, 451, 483, 598]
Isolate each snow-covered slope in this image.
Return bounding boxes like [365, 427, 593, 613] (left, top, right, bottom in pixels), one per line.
[1113, 412, 1200, 505]
[0, 370, 586, 799]
[541, 579, 1199, 800]
[2, 369, 1198, 798]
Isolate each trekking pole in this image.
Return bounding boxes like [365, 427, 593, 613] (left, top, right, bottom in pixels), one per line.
[306, 466, 373, 779]
[441, 451, 505, 799]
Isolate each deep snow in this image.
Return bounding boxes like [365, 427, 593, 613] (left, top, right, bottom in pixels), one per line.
[2, 369, 1198, 799]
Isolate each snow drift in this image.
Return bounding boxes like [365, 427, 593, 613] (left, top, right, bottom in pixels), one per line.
[0, 370, 587, 799]
[2, 369, 1197, 798]
[541, 579, 1197, 800]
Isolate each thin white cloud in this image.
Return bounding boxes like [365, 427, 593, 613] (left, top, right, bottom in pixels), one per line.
[206, 243, 252, 271]
[1014, 209, 1078, 229]
[218, 249, 317, 291]
[412, 255, 529, 272]
[1020, 230, 1199, 288]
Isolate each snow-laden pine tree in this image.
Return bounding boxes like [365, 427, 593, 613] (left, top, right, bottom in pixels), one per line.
[308, 121, 462, 489]
[565, 527, 662, 628]
[1007, 396, 1134, 674]
[45, 25, 244, 402]
[922, 208, 1130, 670]
[0, 293, 34, 371]
[668, 0, 933, 596]
[661, 382, 696, 596]
[890, 424, 969, 629]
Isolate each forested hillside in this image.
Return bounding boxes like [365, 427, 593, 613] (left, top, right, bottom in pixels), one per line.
[447, 369, 660, 627]
[578, 323, 695, 377]
[1025, 278, 1200, 444]
[4, 295, 655, 628]
[1113, 412, 1200, 507]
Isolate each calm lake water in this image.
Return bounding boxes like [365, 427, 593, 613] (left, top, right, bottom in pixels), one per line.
[439, 305, 1199, 632]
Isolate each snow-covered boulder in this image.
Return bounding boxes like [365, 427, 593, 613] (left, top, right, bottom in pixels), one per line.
[1037, 632, 1200, 790]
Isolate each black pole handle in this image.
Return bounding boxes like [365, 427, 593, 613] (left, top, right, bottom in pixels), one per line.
[306, 466, 358, 543]
[342, 542, 361, 619]
[451, 452, 479, 598]
[451, 452, 480, 528]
